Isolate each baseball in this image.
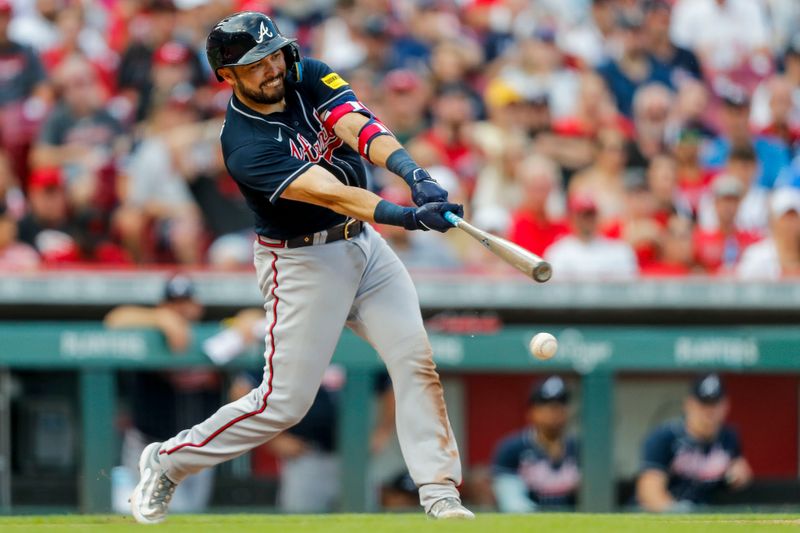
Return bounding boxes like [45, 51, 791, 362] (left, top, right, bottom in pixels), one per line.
[529, 332, 558, 360]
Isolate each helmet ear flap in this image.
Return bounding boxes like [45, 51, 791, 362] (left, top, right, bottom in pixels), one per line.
[284, 42, 303, 83]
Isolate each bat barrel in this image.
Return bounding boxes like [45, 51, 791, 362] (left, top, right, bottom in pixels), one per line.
[532, 261, 552, 283]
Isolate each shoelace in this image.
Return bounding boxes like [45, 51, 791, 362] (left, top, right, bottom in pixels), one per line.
[149, 475, 177, 509]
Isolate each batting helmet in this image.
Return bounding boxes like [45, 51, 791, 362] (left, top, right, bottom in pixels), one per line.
[206, 12, 301, 82]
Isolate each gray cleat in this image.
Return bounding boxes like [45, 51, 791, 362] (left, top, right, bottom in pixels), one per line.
[130, 442, 177, 524]
[426, 497, 476, 520]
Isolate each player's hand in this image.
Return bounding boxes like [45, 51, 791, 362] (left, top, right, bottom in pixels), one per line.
[725, 459, 753, 489]
[155, 307, 192, 353]
[407, 168, 448, 206]
[406, 202, 464, 233]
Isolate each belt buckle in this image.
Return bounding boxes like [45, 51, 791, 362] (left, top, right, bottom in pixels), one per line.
[343, 219, 357, 241]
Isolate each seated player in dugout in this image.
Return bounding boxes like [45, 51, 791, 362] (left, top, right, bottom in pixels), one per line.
[636, 373, 753, 512]
[491, 376, 581, 512]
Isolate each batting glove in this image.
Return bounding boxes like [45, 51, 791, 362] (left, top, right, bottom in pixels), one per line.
[408, 168, 449, 206]
[404, 202, 464, 233]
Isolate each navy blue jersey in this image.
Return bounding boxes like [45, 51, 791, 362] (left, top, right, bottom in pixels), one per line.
[492, 429, 581, 506]
[221, 58, 368, 239]
[639, 420, 741, 504]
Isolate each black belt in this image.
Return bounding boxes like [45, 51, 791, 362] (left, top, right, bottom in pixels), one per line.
[257, 219, 363, 249]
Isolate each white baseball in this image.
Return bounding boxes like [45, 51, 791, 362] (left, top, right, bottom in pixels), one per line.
[529, 332, 558, 360]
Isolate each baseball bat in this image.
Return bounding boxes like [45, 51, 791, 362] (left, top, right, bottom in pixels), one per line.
[444, 212, 552, 283]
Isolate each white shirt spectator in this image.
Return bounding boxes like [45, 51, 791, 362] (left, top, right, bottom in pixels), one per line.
[736, 238, 781, 279]
[125, 139, 194, 209]
[670, 0, 769, 71]
[545, 235, 638, 280]
[698, 185, 769, 235]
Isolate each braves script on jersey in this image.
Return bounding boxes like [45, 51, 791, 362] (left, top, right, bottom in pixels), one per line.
[221, 58, 368, 239]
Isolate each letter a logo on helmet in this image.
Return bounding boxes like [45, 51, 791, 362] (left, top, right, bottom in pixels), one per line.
[255, 21, 273, 44]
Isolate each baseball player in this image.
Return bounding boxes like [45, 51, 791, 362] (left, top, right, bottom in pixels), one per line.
[636, 373, 753, 512]
[491, 376, 580, 512]
[130, 11, 472, 523]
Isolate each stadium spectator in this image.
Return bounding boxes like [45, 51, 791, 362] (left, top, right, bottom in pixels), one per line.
[492, 376, 580, 512]
[737, 187, 800, 279]
[628, 83, 673, 170]
[672, 127, 715, 217]
[30, 54, 125, 238]
[497, 27, 579, 120]
[693, 175, 760, 274]
[602, 170, 662, 269]
[545, 194, 638, 280]
[646, 153, 685, 220]
[0, 200, 38, 269]
[641, 215, 696, 276]
[569, 128, 629, 222]
[16, 167, 81, 263]
[642, 0, 702, 85]
[115, 96, 204, 264]
[698, 145, 769, 235]
[596, 11, 673, 118]
[507, 155, 568, 257]
[636, 373, 753, 512]
[670, 0, 771, 84]
[0, 149, 24, 219]
[560, 0, 620, 69]
[0, 0, 51, 181]
[377, 69, 429, 146]
[418, 83, 481, 196]
[116, 0, 205, 122]
[750, 76, 800, 149]
[106, 274, 219, 514]
[702, 86, 790, 189]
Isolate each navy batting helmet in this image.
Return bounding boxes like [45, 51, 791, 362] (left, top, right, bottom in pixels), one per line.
[206, 12, 301, 82]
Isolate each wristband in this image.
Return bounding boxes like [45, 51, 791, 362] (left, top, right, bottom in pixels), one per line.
[386, 149, 421, 185]
[373, 200, 416, 230]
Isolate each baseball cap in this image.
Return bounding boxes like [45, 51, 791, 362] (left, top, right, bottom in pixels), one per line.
[719, 85, 750, 108]
[691, 373, 726, 404]
[0, 0, 12, 14]
[28, 167, 64, 191]
[153, 41, 192, 66]
[384, 69, 422, 93]
[711, 174, 744, 198]
[163, 274, 195, 301]
[529, 376, 570, 405]
[770, 187, 800, 217]
[567, 194, 598, 214]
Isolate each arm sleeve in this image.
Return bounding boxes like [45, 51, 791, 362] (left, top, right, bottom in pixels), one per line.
[226, 143, 314, 204]
[492, 474, 538, 513]
[641, 426, 675, 473]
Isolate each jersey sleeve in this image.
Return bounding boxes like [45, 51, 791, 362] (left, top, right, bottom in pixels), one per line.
[226, 142, 314, 204]
[720, 426, 742, 459]
[299, 58, 360, 115]
[640, 425, 675, 473]
[492, 435, 523, 475]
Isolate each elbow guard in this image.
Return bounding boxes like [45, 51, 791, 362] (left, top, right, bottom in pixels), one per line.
[357, 118, 393, 163]
[321, 101, 372, 133]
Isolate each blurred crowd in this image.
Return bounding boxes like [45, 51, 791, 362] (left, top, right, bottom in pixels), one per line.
[1, 0, 800, 279]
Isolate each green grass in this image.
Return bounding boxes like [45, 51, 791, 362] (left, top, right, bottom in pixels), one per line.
[1, 514, 799, 533]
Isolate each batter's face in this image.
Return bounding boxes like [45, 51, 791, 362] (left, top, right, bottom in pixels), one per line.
[224, 50, 287, 106]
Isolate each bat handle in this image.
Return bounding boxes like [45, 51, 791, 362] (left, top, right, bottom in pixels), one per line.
[444, 211, 462, 227]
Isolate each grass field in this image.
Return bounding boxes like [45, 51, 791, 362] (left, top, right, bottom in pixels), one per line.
[1, 514, 799, 532]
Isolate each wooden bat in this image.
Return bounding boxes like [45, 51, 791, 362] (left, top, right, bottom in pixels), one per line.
[444, 212, 552, 283]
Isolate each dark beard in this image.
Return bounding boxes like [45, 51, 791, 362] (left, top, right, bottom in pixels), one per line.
[236, 78, 285, 105]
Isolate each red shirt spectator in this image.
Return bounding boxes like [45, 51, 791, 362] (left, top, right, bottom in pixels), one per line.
[507, 155, 569, 256]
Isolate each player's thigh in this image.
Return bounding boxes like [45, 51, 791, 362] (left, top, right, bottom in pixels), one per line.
[349, 234, 428, 361]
